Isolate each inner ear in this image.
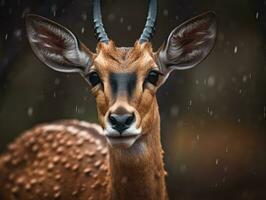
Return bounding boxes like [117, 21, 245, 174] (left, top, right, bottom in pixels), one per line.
[156, 11, 217, 74]
[26, 14, 93, 73]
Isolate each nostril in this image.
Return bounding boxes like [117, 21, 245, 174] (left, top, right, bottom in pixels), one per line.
[125, 113, 135, 126]
[109, 114, 118, 126]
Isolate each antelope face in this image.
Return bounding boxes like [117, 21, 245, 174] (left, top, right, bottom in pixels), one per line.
[26, 1, 217, 149]
[89, 42, 162, 148]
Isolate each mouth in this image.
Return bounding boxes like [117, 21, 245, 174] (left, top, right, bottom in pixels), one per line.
[105, 133, 141, 149]
[104, 122, 142, 149]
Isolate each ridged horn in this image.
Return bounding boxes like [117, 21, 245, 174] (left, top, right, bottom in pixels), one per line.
[139, 0, 158, 43]
[93, 0, 109, 43]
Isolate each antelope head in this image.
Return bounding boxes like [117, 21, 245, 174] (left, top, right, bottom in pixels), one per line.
[25, 0, 217, 149]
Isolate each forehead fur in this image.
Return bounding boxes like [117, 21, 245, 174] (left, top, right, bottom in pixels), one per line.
[94, 41, 155, 70]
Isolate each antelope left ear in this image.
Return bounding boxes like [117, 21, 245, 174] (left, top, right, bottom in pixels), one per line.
[156, 11, 217, 75]
[26, 14, 93, 74]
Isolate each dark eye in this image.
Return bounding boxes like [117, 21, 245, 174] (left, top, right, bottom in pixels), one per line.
[88, 72, 101, 87]
[146, 70, 160, 85]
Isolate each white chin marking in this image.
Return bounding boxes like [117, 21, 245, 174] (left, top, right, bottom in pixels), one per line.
[104, 122, 142, 149]
[106, 135, 140, 149]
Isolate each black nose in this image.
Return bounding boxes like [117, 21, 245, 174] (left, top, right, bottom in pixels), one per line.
[108, 113, 135, 133]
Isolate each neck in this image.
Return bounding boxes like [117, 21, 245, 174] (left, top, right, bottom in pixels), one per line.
[107, 103, 167, 200]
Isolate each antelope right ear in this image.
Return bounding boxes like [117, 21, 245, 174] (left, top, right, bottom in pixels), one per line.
[156, 11, 217, 75]
[26, 14, 93, 73]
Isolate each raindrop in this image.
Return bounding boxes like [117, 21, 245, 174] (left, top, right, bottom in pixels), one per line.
[54, 78, 60, 85]
[215, 158, 219, 165]
[224, 166, 229, 172]
[255, 11, 259, 20]
[77, 107, 85, 114]
[120, 17, 124, 23]
[127, 25, 132, 31]
[207, 76, 216, 87]
[196, 134, 200, 141]
[231, 76, 237, 83]
[163, 9, 168, 16]
[209, 110, 213, 117]
[5, 34, 8, 40]
[207, 107, 214, 117]
[75, 106, 86, 114]
[14, 29, 22, 39]
[170, 105, 179, 117]
[81, 13, 87, 21]
[242, 75, 247, 83]
[27, 107, 34, 117]
[108, 13, 115, 21]
[22, 7, 31, 17]
[51, 4, 57, 16]
[234, 46, 238, 54]
[225, 146, 229, 153]
[203, 78, 207, 85]
[121, 176, 128, 184]
[81, 27, 85, 34]
[179, 164, 187, 174]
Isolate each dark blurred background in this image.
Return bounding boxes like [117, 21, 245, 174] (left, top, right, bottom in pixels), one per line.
[0, 0, 266, 199]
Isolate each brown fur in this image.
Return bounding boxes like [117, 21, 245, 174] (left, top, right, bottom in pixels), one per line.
[89, 41, 168, 199]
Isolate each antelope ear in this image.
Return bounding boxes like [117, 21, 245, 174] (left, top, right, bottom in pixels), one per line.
[156, 11, 217, 75]
[26, 14, 93, 73]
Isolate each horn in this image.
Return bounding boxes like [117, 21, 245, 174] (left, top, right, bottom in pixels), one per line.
[93, 0, 109, 43]
[139, 0, 158, 43]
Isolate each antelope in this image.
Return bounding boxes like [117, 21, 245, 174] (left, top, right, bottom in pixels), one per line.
[0, 0, 217, 199]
